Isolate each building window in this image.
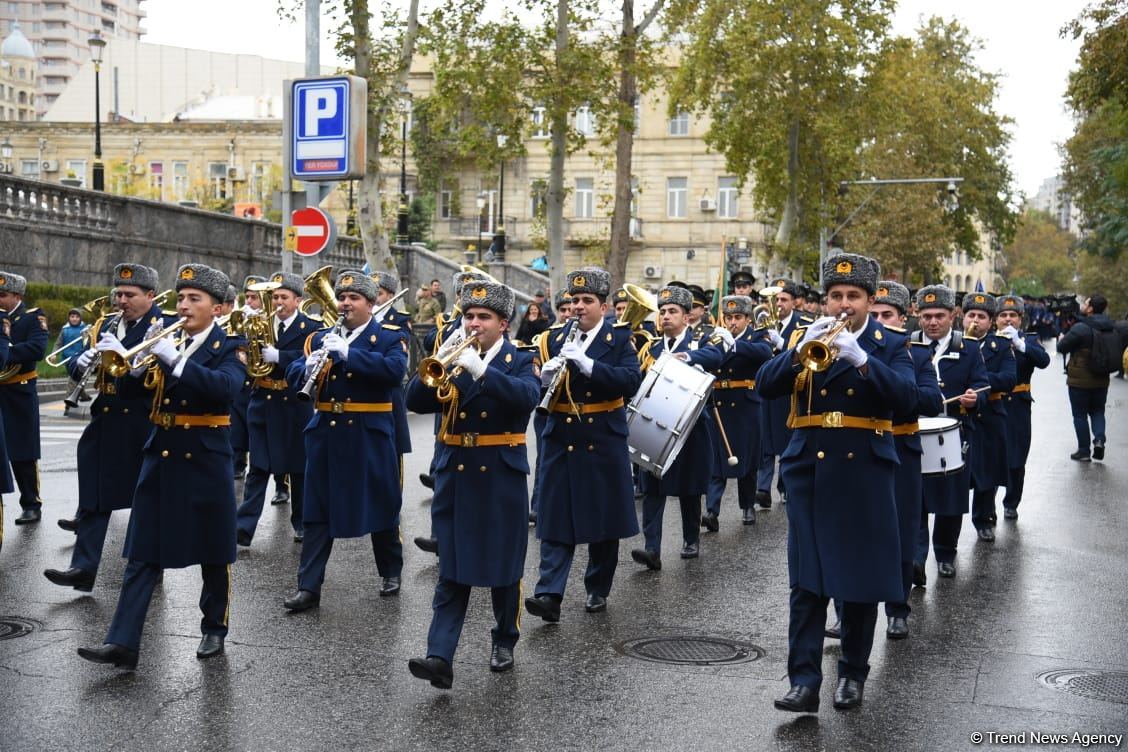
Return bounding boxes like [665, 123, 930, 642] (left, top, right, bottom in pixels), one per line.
[717, 176, 738, 218]
[148, 161, 163, 199]
[251, 162, 269, 203]
[575, 178, 594, 219]
[172, 161, 189, 199]
[66, 159, 87, 188]
[574, 104, 594, 136]
[531, 106, 547, 139]
[633, 96, 641, 133]
[439, 189, 452, 220]
[208, 162, 228, 199]
[667, 177, 687, 218]
[668, 110, 689, 136]
[20, 160, 39, 177]
[530, 179, 546, 218]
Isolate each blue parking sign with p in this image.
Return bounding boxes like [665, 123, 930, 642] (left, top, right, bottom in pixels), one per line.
[288, 75, 367, 181]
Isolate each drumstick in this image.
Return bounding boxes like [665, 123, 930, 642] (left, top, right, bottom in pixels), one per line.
[942, 385, 991, 405]
[712, 405, 740, 466]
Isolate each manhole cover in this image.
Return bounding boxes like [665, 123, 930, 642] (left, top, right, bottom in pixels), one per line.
[616, 636, 764, 666]
[1036, 669, 1128, 705]
[0, 617, 41, 641]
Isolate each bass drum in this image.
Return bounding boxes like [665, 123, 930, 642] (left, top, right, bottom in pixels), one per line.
[919, 416, 964, 476]
[627, 351, 714, 478]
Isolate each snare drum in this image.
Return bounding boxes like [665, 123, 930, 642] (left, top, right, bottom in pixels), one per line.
[919, 416, 964, 476]
[626, 352, 714, 478]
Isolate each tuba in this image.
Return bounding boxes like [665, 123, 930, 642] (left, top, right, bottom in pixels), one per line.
[752, 285, 783, 329]
[299, 265, 339, 327]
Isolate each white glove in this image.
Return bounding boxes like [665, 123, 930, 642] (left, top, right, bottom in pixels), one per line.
[714, 327, 735, 350]
[150, 336, 180, 367]
[799, 317, 836, 345]
[1000, 325, 1025, 352]
[75, 348, 97, 370]
[766, 328, 785, 350]
[322, 332, 349, 361]
[304, 349, 328, 380]
[561, 340, 595, 377]
[454, 347, 487, 380]
[262, 345, 280, 364]
[834, 327, 868, 368]
[96, 332, 128, 357]
[540, 355, 565, 386]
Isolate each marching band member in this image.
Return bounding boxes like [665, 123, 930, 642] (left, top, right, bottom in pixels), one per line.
[525, 268, 642, 620]
[235, 272, 316, 547]
[44, 265, 174, 592]
[77, 264, 246, 669]
[631, 285, 717, 569]
[757, 279, 815, 511]
[283, 271, 408, 612]
[0, 271, 48, 526]
[699, 295, 775, 530]
[527, 291, 576, 526]
[996, 295, 1050, 520]
[963, 293, 1016, 543]
[369, 270, 413, 483]
[759, 254, 917, 713]
[405, 280, 538, 688]
[911, 286, 989, 580]
[0, 307, 12, 550]
[231, 275, 265, 481]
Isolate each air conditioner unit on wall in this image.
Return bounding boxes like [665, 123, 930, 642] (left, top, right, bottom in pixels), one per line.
[227, 166, 246, 181]
[699, 198, 716, 212]
[41, 159, 58, 172]
[643, 265, 662, 279]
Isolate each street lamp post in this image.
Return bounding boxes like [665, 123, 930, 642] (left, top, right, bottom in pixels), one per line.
[396, 84, 412, 245]
[476, 193, 487, 263]
[88, 31, 106, 191]
[493, 134, 507, 262]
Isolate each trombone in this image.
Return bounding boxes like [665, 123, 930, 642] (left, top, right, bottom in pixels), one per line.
[796, 313, 852, 372]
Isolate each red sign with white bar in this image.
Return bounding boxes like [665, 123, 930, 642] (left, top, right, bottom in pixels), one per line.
[291, 207, 332, 256]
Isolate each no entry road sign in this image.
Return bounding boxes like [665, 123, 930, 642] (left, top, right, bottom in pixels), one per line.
[291, 207, 336, 256]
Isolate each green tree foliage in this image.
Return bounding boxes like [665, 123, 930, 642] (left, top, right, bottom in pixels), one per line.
[841, 18, 1018, 283]
[1001, 210, 1077, 297]
[1062, 0, 1128, 258]
[1078, 251, 1128, 315]
[407, 194, 434, 246]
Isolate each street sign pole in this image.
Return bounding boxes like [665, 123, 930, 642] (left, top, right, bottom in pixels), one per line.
[303, 0, 322, 275]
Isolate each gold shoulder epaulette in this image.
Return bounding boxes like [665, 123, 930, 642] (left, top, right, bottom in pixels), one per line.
[885, 324, 906, 333]
[613, 320, 631, 328]
[549, 322, 566, 330]
[910, 339, 929, 346]
[382, 323, 401, 331]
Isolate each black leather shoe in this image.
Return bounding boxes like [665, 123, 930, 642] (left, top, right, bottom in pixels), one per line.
[886, 616, 909, 640]
[584, 593, 607, 613]
[912, 561, 926, 587]
[631, 548, 662, 570]
[680, 542, 699, 559]
[408, 656, 452, 688]
[44, 567, 95, 592]
[419, 473, 435, 490]
[938, 562, 956, 578]
[524, 595, 561, 623]
[414, 536, 439, 554]
[270, 491, 289, 505]
[283, 589, 320, 612]
[236, 530, 252, 547]
[742, 507, 757, 525]
[489, 645, 514, 673]
[1003, 507, 1018, 520]
[196, 634, 224, 659]
[57, 517, 79, 532]
[824, 619, 841, 639]
[528, 511, 537, 524]
[1070, 450, 1091, 462]
[379, 576, 401, 596]
[77, 643, 138, 670]
[833, 678, 864, 709]
[1093, 440, 1105, 460]
[293, 529, 304, 543]
[701, 512, 719, 532]
[15, 509, 41, 525]
[754, 490, 772, 510]
[976, 527, 995, 542]
[774, 685, 819, 713]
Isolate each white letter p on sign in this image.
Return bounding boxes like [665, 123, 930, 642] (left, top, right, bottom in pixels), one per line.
[305, 88, 337, 136]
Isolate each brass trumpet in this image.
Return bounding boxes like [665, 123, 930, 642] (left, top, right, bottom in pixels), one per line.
[418, 333, 481, 389]
[797, 313, 852, 372]
[102, 319, 189, 377]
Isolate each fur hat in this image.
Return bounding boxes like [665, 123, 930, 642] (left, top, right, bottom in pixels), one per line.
[874, 280, 910, 314]
[962, 292, 996, 316]
[114, 263, 158, 292]
[452, 270, 490, 297]
[554, 291, 572, 309]
[656, 285, 693, 312]
[224, 284, 238, 305]
[720, 295, 754, 317]
[460, 280, 515, 320]
[175, 264, 230, 303]
[916, 285, 956, 311]
[997, 294, 1024, 315]
[370, 271, 398, 294]
[334, 269, 378, 303]
[243, 275, 267, 291]
[567, 268, 611, 299]
[0, 271, 28, 296]
[822, 253, 879, 295]
[770, 277, 800, 297]
[267, 271, 304, 297]
[612, 287, 630, 304]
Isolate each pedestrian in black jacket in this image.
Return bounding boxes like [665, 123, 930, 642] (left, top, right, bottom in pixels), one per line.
[1057, 295, 1120, 462]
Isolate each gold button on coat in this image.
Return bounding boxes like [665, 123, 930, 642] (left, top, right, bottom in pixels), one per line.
[816, 451, 825, 459]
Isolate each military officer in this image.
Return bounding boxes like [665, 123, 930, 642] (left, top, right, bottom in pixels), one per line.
[685, 284, 714, 339]
[77, 264, 247, 669]
[369, 270, 413, 472]
[527, 291, 575, 526]
[0, 308, 13, 549]
[44, 265, 176, 592]
[405, 280, 538, 688]
[911, 285, 989, 580]
[731, 270, 756, 298]
[963, 293, 1016, 543]
[996, 295, 1050, 519]
[699, 294, 775, 530]
[0, 271, 48, 525]
[231, 275, 266, 481]
[630, 285, 718, 569]
[235, 272, 316, 546]
[525, 268, 642, 620]
[759, 253, 917, 713]
[757, 278, 815, 510]
[282, 271, 408, 611]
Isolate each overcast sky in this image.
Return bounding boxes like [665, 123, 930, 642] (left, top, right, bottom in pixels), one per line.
[141, 0, 1089, 198]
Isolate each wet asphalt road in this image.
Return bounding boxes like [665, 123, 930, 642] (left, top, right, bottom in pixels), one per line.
[1, 344, 1126, 751]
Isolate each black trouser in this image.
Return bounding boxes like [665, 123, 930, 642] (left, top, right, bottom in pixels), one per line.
[971, 488, 998, 530]
[789, 587, 877, 690]
[12, 460, 40, 511]
[1002, 467, 1025, 511]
